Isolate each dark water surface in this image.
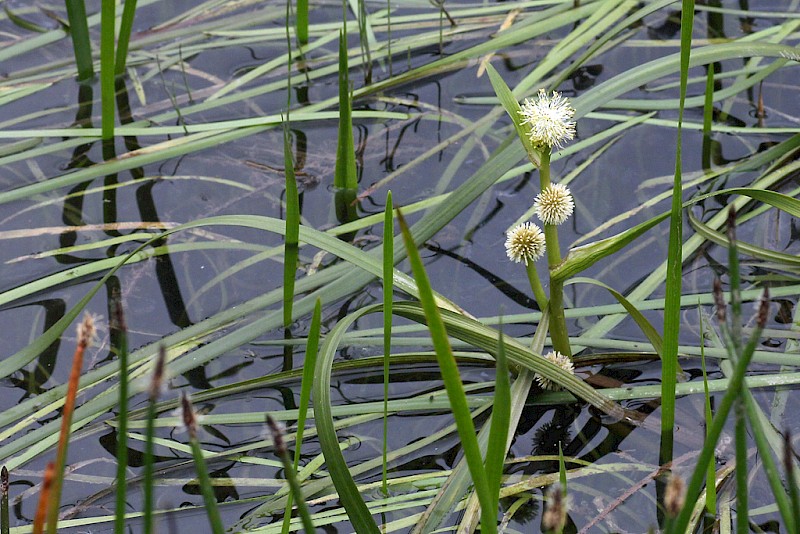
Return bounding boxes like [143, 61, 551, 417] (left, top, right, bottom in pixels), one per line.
[0, 0, 799, 532]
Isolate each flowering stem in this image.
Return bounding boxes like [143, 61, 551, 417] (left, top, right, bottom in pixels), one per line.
[538, 150, 572, 358]
[525, 261, 548, 313]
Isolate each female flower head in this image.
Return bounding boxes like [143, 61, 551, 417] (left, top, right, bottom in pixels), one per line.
[505, 222, 546, 265]
[534, 183, 574, 225]
[519, 89, 576, 150]
[535, 351, 575, 391]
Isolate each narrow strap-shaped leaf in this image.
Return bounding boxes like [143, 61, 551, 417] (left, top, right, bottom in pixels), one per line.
[566, 278, 664, 359]
[334, 30, 357, 190]
[282, 122, 300, 328]
[312, 305, 383, 534]
[484, 324, 510, 505]
[397, 210, 495, 534]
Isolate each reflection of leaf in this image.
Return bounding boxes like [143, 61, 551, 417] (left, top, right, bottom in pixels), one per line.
[183, 467, 240, 503]
[208, 360, 254, 381]
[4, 6, 49, 33]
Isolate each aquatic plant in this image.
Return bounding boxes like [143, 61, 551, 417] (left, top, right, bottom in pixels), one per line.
[0, 0, 798, 533]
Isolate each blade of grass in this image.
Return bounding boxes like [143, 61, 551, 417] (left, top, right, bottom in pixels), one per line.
[297, 0, 309, 45]
[269, 416, 315, 533]
[398, 209, 495, 534]
[334, 30, 357, 190]
[698, 312, 716, 515]
[785, 432, 800, 527]
[427, 313, 548, 534]
[668, 290, 769, 533]
[65, 0, 93, 81]
[282, 121, 300, 329]
[143, 346, 166, 534]
[741, 387, 796, 531]
[661, 0, 695, 469]
[485, 323, 510, 508]
[382, 191, 394, 497]
[181, 393, 224, 534]
[1, 467, 8, 534]
[281, 298, 321, 534]
[312, 309, 382, 533]
[112, 296, 129, 534]
[115, 0, 138, 74]
[100, 0, 116, 140]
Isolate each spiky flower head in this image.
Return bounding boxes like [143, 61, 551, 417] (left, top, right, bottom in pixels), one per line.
[535, 183, 574, 225]
[519, 89, 576, 150]
[505, 222, 546, 265]
[535, 351, 574, 391]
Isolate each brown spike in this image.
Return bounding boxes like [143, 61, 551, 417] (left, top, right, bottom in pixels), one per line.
[726, 206, 737, 244]
[181, 392, 197, 440]
[266, 415, 287, 457]
[713, 278, 726, 323]
[111, 288, 126, 333]
[756, 287, 770, 328]
[149, 345, 167, 402]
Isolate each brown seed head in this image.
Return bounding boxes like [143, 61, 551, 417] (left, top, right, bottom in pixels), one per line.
[110, 289, 126, 333]
[542, 484, 567, 532]
[181, 392, 198, 440]
[756, 287, 770, 328]
[713, 278, 726, 323]
[149, 345, 167, 402]
[665, 474, 686, 518]
[266, 415, 287, 457]
[77, 313, 98, 349]
[1, 465, 7, 496]
[726, 206, 737, 244]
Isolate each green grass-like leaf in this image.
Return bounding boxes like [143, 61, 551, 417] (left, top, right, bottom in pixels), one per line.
[281, 298, 321, 534]
[65, 0, 93, 81]
[334, 30, 357, 190]
[382, 191, 394, 496]
[100, 0, 115, 140]
[282, 122, 300, 328]
[485, 323, 510, 508]
[115, 0, 138, 75]
[112, 296, 128, 534]
[397, 209, 495, 534]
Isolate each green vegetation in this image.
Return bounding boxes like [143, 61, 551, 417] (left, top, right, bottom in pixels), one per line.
[0, 0, 798, 532]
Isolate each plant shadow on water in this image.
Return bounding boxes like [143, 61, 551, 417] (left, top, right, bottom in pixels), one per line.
[0, 0, 799, 532]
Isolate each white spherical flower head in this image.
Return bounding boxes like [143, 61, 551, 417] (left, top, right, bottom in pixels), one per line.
[534, 183, 574, 225]
[535, 351, 575, 391]
[505, 222, 546, 265]
[519, 89, 576, 150]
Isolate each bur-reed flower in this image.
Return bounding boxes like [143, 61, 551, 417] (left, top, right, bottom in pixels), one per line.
[534, 183, 574, 225]
[505, 222, 546, 265]
[519, 89, 576, 150]
[535, 351, 574, 391]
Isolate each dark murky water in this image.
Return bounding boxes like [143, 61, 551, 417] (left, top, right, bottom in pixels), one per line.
[0, 0, 798, 531]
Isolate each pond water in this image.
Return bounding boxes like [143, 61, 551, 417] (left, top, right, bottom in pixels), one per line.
[0, 0, 799, 532]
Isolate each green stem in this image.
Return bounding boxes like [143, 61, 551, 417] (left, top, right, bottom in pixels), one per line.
[734, 399, 748, 533]
[188, 436, 224, 534]
[539, 150, 571, 357]
[525, 261, 548, 313]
